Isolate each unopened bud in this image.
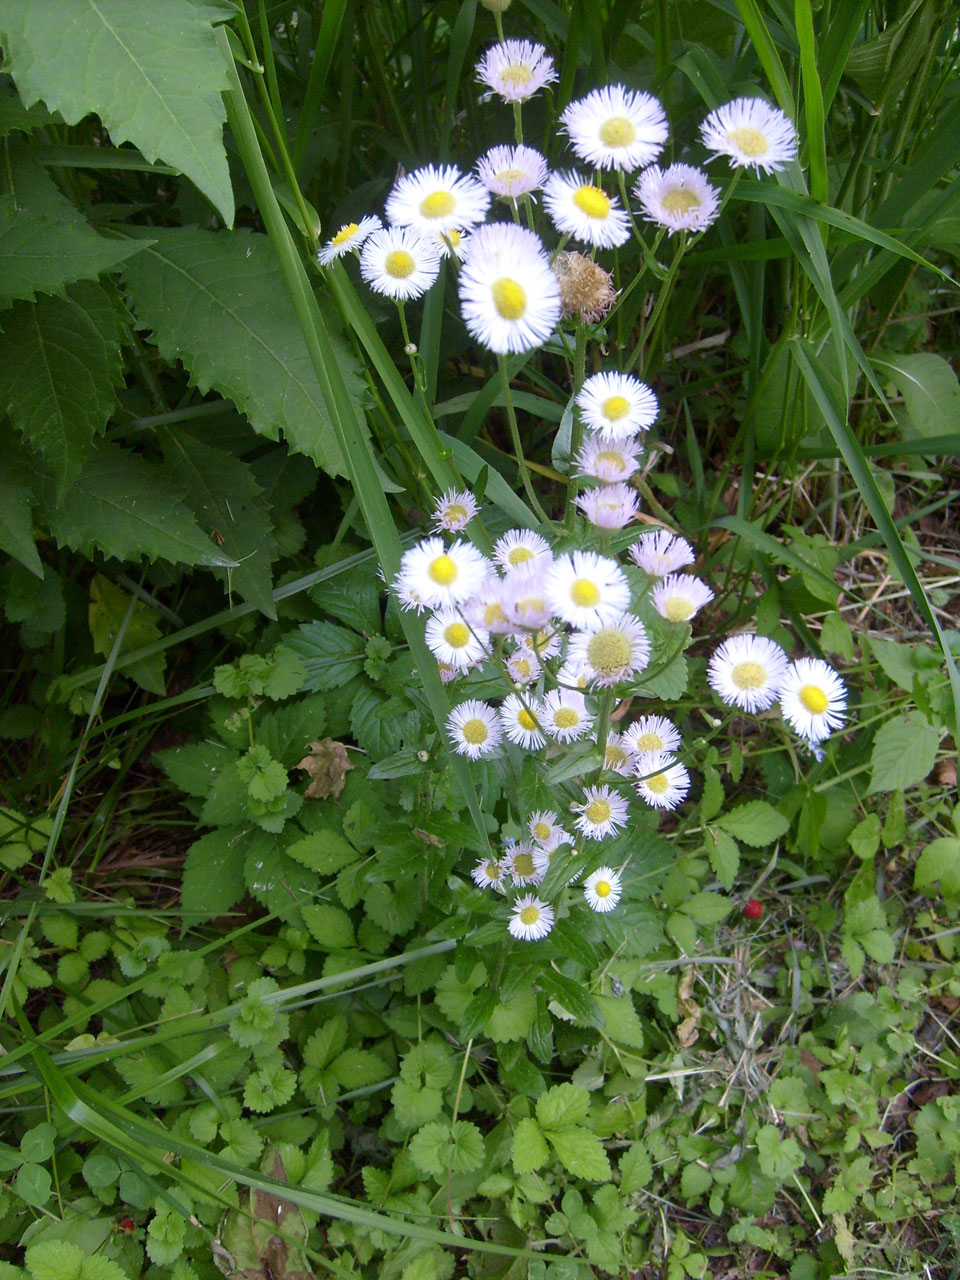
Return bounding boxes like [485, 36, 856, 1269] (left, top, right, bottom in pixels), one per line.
[404, 342, 418, 355]
[480, 0, 513, 11]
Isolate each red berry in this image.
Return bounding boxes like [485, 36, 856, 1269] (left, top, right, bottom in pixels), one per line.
[118, 1217, 135, 1233]
[742, 898, 763, 920]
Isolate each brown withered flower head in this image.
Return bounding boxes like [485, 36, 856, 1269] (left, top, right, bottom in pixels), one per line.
[552, 251, 617, 324]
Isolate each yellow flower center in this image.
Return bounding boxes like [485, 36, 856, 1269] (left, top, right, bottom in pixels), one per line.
[533, 821, 552, 841]
[513, 852, 535, 877]
[599, 116, 636, 148]
[428, 554, 458, 585]
[727, 127, 769, 157]
[483, 602, 508, 626]
[585, 799, 612, 825]
[483, 861, 499, 879]
[570, 578, 601, 608]
[605, 744, 627, 770]
[508, 546, 533, 566]
[445, 229, 462, 247]
[420, 190, 456, 219]
[332, 222, 359, 245]
[646, 772, 669, 794]
[597, 449, 626, 473]
[587, 629, 632, 674]
[517, 709, 538, 731]
[512, 658, 532, 678]
[515, 594, 547, 620]
[462, 718, 489, 745]
[594, 879, 612, 898]
[632, 731, 663, 752]
[553, 707, 580, 730]
[385, 249, 416, 278]
[496, 167, 526, 187]
[500, 63, 532, 87]
[661, 187, 702, 215]
[601, 394, 631, 421]
[731, 660, 767, 690]
[664, 596, 695, 622]
[444, 622, 470, 648]
[519, 904, 541, 925]
[444, 503, 468, 525]
[799, 685, 829, 714]
[491, 277, 527, 320]
[572, 184, 612, 219]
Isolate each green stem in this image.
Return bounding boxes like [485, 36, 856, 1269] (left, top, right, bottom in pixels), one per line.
[564, 324, 588, 532]
[498, 356, 552, 524]
[624, 233, 687, 376]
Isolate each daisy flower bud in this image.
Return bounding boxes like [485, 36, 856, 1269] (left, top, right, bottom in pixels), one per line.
[318, 215, 382, 264]
[561, 85, 668, 172]
[583, 866, 622, 912]
[508, 894, 555, 941]
[386, 163, 491, 234]
[476, 40, 557, 103]
[458, 223, 562, 354]
[707, 634, 789, 713]
[651, 573, 715, 623]
[360, 226, 440, 301]
[634, 163, 720, 234]
[543, 171, 631, 250]
[700, 97, 798, 174]
[778, 657, 847, 743]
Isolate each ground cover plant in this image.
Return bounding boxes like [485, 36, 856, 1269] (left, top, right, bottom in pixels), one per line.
[0, 1, 958, 1276]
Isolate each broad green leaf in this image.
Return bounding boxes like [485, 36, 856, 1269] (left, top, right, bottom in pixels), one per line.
[915, 837, 960, 897]
[181, 828, 247, 925]
[14, 1160, 51, 1206]
[874, 352, 960, 438]
[717, 801, 790, 847]
[0, 195, 147, 308]
[592, 995, 644, 1049]
[328, 1047, 390, 1088]
[124, 228, 365, 475]
[160, 427, 277, 617]
[0, 282, 123, 494]
[512, 1117, 549, 1174]
[678, 891, 733, 924]
[286, 830, 357, 875]
[708, 829, 739, 891]
[618, 1142, 652, 1194]
[302, 903, 356, 951]
[38, 442, 234, 568]
[0, 80, 56, 137]
[868, 712, 939, 794]
[0, 0, 234, 222]
[24, 1240, 84, 1280]
[288, 620, 366, 691]
[20, 1121, 55, 1162]
[155, 740, 234, 799]
[88, 574, 165, 695]
[410, 1121, 485, 1176]
[536, 1083, 590, 1131]
[680, 1161, 712, 1202]
[350, 686, 412, 759]
[545, 1127, 611, 1182]
[0, 480, 42, 577]
[755, 1125, 804, 1183]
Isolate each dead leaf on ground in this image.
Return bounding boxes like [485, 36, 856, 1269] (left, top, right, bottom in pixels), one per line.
[294, 739, 354, 800]
[677, 966, 701, 1047]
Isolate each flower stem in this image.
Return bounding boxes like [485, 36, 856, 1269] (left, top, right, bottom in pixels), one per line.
[564, 323, 588, 532]
[497, 355, 552, 525]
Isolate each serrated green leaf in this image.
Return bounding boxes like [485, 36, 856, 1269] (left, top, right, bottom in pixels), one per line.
[24, 1240, 84, 1280]
[302, 903, 355, 951]
[0, 283, 123, 493]
[39, 442, 234, 567]
[159, 426, 278, 616]
[0, 80, 56, 137]
[618, 1142, 651, 1194]
[123, 227, 368, 474]
[0, 195, 147, 308]
[915, 836, 960, 896]
[329, 1047, 390, 1088]
[243, 838, 315, 924]
[410, 1121, 485, 1176]
[287, 620, 366, 691]
[755, 1125, 803, 1183]
[156, 740, 234, 799]
[180, 828, 247, 924]
[536, 1083, 590, 1131]
[256, 693, 327, 768]
[868, 712, 940, 793]
[0, 0, 233, 221]
[286, 829, 357, 874]
[593, 995, 644, 1049]
[678, 891, 732, 924]
[716, 801, 790, 847]
[708, 829, 739, 890]
[350, 686, 412, 758]
[545, 1127, 611, 1182]
[89, 574, 165, 694]
[0, 479, 42, 577]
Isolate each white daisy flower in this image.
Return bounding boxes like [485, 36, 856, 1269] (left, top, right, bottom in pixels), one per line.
[447, 700, 502, 759]
[493, 528, 553, 574]
[575, 434, 643, 484]
[708, 634, 789, 713]
[506, 841, 542, 886]
[634, 163, 720, 234]
[583, 866, 622, 912]
[555, 657, 591, 691]
[520, 627, 563, 661]
[545, 551, 631, 631]
[476, 144, 549, 197]
[576, 482, 640, 531]
[565, 612, 650, 687]
[778, 657, 847, 743]
[541, 688, 594, 743]
[543, 171, 631, 250]
[500, 693, 547, 749]
[471, 857, 506, 892]
[385, 163, 490, 234]
[425, 607, 489, 669]
[576, 371, 658, 438]
[624, 714, 681, 755]
[396, 536, 489, 609]
[394, 578, 429, 614]
[476, 40, 557, 103]
[506, 649, 541, 686]
[360, 225, 440, 301]
[435, 228, 470, 261]
[504, 565, 554, 631]
[463, 570, 514, 635]
[318, 215, 382, 264]
[603, 731, 636, 776]
[432, 488, 478, 533]
[508, 894, 555, 941]
[438, 662, 460, 684]
[700, 97, 798, 175]
[529, 810, 569, 851]
[561, 84, 668, 172]
[627, 529, 695, 576]
[652, 573, 715, 623]
[634, 750, 690, 810]
[458, 223, 562, 354]
[574, 784, 629, 840]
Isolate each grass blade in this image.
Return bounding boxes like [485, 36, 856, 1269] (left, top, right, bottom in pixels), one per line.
[794, 0, 827, 204]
